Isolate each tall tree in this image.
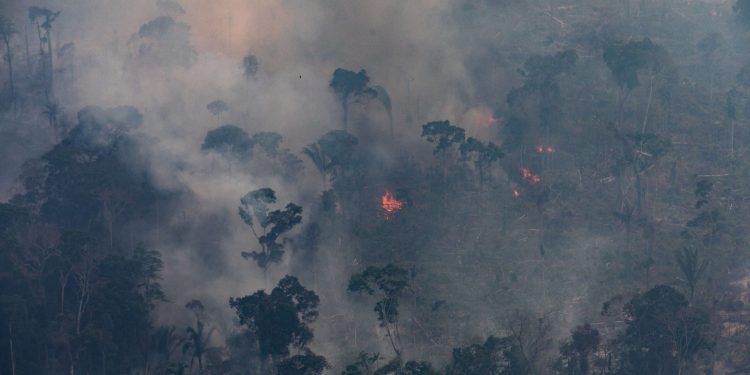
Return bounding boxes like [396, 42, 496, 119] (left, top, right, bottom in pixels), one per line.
[238, 188, 303, 271]
[0, 16, 17, 102]
[348, 264, 410, 358]
[242, 53, 259, 79]
[28, 6, 59, 98]
[329, 68, 376, 130]
[206, 100, 228, 124]
[229, 276, 321, 369]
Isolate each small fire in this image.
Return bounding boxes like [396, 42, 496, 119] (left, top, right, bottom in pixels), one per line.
[520, 167, 541, 184]
[487, 114, 498, 125]
[512, 189, 521, 198]
[381, 191, 405, 218]
[536, 145, 556, 154]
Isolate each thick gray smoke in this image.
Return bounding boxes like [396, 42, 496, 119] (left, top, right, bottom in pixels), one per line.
[0, 0, 739, 369]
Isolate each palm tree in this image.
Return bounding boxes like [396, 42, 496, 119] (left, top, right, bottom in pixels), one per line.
[303, 142, 328, 183]
[373, 86, 393, 136]
[41, 102, 62, 139]
[181, 320, 214, 374]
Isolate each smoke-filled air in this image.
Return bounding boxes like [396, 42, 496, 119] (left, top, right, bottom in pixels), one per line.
[4, 0, 750, 374]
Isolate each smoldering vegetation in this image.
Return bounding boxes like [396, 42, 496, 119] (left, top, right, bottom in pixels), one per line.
[1, 0, 750, 374]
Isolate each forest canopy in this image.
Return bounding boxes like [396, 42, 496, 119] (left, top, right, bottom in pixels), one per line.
[1, 0, 750, 374]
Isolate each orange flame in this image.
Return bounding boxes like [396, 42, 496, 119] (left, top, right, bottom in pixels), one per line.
[536, 145, 544, 153]
[381, 191, 404, 218]
[546, 146, 555, 154]
[520, 167, 541, 184]
[512, 189, 521, 198]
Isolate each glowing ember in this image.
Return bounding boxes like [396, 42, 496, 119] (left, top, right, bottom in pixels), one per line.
[536, 145, 556, 154]
[513, 189, 521, 198]
[381, 191, 405, 218]
[520, 167, 541, 184]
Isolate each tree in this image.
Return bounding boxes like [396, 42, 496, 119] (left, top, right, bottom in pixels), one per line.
[243, 53, 259, 79]
[329, 68, 376, 130]
[697, 32, 722, 103]
[0, 16, 17, 102]
[507, 49, 577, 130]
[341, 352, 383, 375]
[459, 137, 504, 186]
[181, 319, 214, 374]
[555, 324, 600, 375]
[201, 124, 252, 159]
[421, 121, 466, 156]
[238, 188, 303, 271]
[675, 247, 708, 301]
[302, 143, 327, 183]
[610, 126, 672, 215]
[348, 264, 410, 357]
[41, 102, 63, 139]
[276, 350, 329, 375]
[372, 86, 394, 136]
[445, 336, 528, 375]
[134, 16, 196, 67]
[251, 131, 283, 157]
[615, 285, 712, 375]
[229, 276, 320, 367]
[303, 130, 359, 183]
[206, 100, 228, 123]
[603, 38, 676, 133]
[28, 6, 60, 98]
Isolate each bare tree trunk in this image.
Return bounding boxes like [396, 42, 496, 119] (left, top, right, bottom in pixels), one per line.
[641, 75, 655, 134]
[59, 270, 70, 314]
[3, 37, 14, 101]
[730, 119, 735, 157]
[8, 323, 15, 375]
[24, 24, 30, 78]
[46, 30, 53, 97]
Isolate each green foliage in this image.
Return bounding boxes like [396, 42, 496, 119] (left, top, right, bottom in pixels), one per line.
[460, 137, 504, 183]
[201, 124, 252, 156]
[555, 324, 600, 375]
[507, 49, 577, 106]
[445, 336, 527, 375]
[401, 361, 440, 375]
[616, 286, 712, 374]
[303, 130, 360, 182]
[348, 264, 409, 326]
[341, 352, 383, 375]
[252, 131, 283, 156]
[277, 350, 329, 375]
[229, 275, 320, 357]
[330, 69, 374, 103]
[206, 99, 229, 116]
[238, 188, 302, 270]
[421, 121, 466, 155]
[330, 68, 377, 128]
[318, 130, 359, 168]
[603, 38, 673, 90]
[28, 6, 59, 32]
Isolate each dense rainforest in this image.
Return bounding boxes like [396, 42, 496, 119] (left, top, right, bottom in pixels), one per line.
[2, 0, 750, 374]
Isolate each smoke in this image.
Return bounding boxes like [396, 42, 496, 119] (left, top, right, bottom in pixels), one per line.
[0, 0, 741, 370]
